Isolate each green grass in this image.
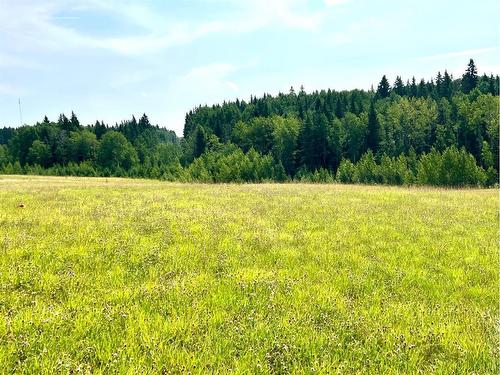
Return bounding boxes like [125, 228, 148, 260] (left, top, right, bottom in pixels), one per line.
[0, 175, 498, 374]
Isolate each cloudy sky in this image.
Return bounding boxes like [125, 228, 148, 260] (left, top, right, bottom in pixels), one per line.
[0, 0, 498, 135]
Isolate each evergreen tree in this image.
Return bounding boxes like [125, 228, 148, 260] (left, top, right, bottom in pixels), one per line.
[138, 114, 151, 132]
[417, 79, 428, 97]
[193, 126, 207, 158]
[366, 101, 379, 153]
[442, 71, 452, 98]
[409, 77, 418, 97]
[94, 121, 107, 139]
[488, 74, 496, 95]
[435, 72, 443, 97]
[58, 114, 71, 132]
[296, 114, 315, 169]
[376, 75, 391, 98]
[70, 111, 80, 131]
[313, 113, 330, 169]
[393, 76, 405, 96]
[335, 97, 345, 118]
[461, 59, 478, 93]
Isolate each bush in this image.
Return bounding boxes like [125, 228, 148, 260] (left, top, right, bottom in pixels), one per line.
[336, 159, 357, 183]
[379, 155, 413, 185]
[417, 146, 487, 187]
[354, 151, 381, 184]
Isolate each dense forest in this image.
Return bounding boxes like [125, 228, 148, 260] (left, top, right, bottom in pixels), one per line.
[0, 59, 498, 186]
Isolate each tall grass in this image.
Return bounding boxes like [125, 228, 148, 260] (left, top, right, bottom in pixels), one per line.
[0, 176, 497, 373]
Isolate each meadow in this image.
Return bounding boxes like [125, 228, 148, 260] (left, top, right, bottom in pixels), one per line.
[0, 175, 497, 373]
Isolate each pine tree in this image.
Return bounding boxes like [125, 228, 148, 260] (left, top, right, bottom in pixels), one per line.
[417, 79, 428, 97]
[313, 113, 330, 169]
[70, 111, 80, 131]
[43, 116, 50, 124]
[296, 114, 314, 170]
[435, 72, 443, 97]
[58, 114, 71, 131]
[138, 114, 151, 132]
[194, 126, 207, 158]
[409, 77, 418, 97]
[349, 93, 357, 113]
[335, 97, 345, 118]
[376, 75, 391, 98]
[94, 121, 106, 139]
[488, 74, 497, 95]
[393, 76, 405, 96]
[461, 59, 478, 93]
[442, 71, 452, 98]
[366, 101, 379, 153]
[427, 78, 435, 97]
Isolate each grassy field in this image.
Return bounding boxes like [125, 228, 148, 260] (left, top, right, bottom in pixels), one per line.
[0, 176, 498, 373]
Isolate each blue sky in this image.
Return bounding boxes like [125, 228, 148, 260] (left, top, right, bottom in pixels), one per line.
[0, 0, 498, 135]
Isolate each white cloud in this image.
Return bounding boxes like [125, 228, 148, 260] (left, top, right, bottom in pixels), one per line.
[0, 0, 326, 58]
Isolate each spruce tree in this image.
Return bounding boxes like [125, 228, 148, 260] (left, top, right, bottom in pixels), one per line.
[296, 114, 314, 170]
[138, 114, 151, 132]
[461, 59, 478, 93]
[410, 77, 418, 97]
[314, 113, 330, 169]
[194, 126, 207, 158]
[334, 97, 345, 118]
[376, 75, 390, 98]
[417, 79, 428, 97]
[58, 114, 71, 131]
[366, 101, 379, 153]
[70, 111, 80, 131]
[393, 76, 405, 96]
[442, 71, 452, 98]
[436, 72, 443, 97]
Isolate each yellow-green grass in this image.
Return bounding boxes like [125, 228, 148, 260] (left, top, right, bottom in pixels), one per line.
[0, 175, 497, 374]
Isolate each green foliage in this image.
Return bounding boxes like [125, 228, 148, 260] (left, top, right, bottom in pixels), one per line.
[336, 159, 357, 183]
[193, 125, 207, 158]
[342, 112, 366, 162]
[355, 151, 381, 184]
[366, 101, 379, 153]
[376, 75, 391, 98]
[462, 59, 478, 94]
[417, 147, 487, 187]
[270, 116, 300, 175]
[69, 130, 98, 163]
[0, 144, 9, 166]
[379, 154, 414, 185]
[97, 131, 138, 171]
[27, 140, 51, 168]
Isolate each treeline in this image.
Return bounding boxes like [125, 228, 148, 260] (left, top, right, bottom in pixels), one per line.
[0, 59, 498, 187]
[0, 113, 180, 178]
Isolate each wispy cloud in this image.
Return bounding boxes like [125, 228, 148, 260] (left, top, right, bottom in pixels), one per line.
[420, 47, 497, 61]
[0, 0, 326, 57]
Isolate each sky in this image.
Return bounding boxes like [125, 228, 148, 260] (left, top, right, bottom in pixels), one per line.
[0, 0, 499, 135]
